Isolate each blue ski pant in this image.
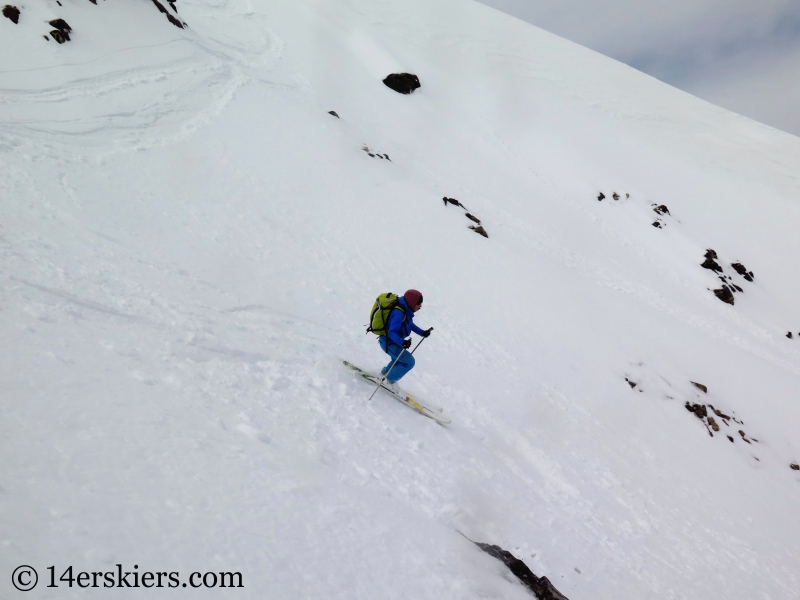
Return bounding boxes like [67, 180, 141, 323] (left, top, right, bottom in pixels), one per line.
[378, 336, 415, 383]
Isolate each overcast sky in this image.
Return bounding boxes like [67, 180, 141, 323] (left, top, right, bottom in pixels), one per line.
[476, 0, 800, 137]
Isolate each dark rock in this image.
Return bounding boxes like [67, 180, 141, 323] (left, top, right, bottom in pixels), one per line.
[3, 5, 20, 24]
[705, 249, 718, 260]
[443, 197, 464, 208]
[707, 416, 720, 432]
[711, 407, 730, 420]
[612, 192, 620, 201]
[382, 73, 420, 95]
[87, 0, 96, 4]
[328, 110, 339, 118]
[597, 192, 605, 201]
[48, 18, 71, 43]
[150, 0, 184, 28]
[362, 145, 389, 161]
[48, 18, 71, 33]
[732, 284, 743, 293]
[701, 256, 723, 273]
[789, 332, 794, 339]
[50, 29, 69, 43]
[469, 225, 488, 238]
[739, 430, 751, 444]
[713, 287, 734, 305]
[465, 213, 481, 224]
[626, 193, 630, 198]
[731, 263, 754, 281]
[652, 221, 662, 228]
[727, 435, 734, 443]
[791, 463, 799, 471]
[691, 381, 708, 393]
[625, 378, 636, 389]
[475, 543, 570, 600]
[168, 0, 177, 11]
[653, 204, 670, 215]
[685, 402, 707, 419]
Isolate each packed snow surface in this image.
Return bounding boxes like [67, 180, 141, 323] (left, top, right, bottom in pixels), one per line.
[2, 0, 800, 598]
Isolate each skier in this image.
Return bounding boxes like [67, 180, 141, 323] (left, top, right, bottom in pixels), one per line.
[379, 289, 432, 389]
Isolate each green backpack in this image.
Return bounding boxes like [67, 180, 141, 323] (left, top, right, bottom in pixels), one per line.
[366, 292, 407, 336]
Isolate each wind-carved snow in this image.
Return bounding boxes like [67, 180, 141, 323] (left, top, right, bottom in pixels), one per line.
[0, 0, 281, 159]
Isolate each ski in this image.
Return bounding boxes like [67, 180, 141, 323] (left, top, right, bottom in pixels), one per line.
[343, 361, 451, 425]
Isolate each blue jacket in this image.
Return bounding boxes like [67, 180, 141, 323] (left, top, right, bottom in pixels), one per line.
[385, 297, 426, 346]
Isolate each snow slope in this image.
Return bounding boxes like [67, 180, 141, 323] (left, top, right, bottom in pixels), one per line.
[2, 0, 800, 598]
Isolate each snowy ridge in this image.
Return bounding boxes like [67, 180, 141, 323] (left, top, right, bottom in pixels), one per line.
[2, 0, 800, 599]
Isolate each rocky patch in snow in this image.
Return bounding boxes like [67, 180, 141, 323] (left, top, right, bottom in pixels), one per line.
[623, 367, 767, 453]
[328, 110, 339, 118]
[701, 249, 755, 305]
[651, 203, 671, 228]
[362, 145, 390, 161]
[3, 4, 19, 24]
[596, 191, 676, 229]
[791, 463, 799, 471]
[150, 0, 184, 29]
[48, 18, 71, 43]
[442, 197, 488, 238]
[469, 224, 488, 238]
[10, 0, 184, 45]
[383, 72, 421, 94]
[596, 191, 629, 202]
[730, 262, 755, 282]
[474, 542, 570, 600]
[443, 197, 465, 209]
[684, 401, 753, 441]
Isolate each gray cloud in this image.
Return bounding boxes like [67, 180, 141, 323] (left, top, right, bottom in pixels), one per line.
[476, 0, 800, 136]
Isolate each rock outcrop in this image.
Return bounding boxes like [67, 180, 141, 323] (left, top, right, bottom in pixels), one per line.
[474, 542, 570, 600]
[150, 0, 184, 28]
[701, 249, 723, 273]
[713, 286, 734, 305]
[3, 4, 20, 24]
[730, 262, 754, 282]
[469, 225, 488, 238]
[48, 18, 71, 43]
[382, 73, 421, 94]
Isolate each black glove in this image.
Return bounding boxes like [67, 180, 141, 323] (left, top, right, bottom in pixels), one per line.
[402, 338, 412, 349]
[423, 327, 433, 338]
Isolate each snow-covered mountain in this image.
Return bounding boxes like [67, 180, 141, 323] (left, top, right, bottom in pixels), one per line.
[2, 1, 799, 598]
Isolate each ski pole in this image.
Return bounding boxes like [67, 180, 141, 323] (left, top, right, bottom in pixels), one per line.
[368, 336, 427, 401]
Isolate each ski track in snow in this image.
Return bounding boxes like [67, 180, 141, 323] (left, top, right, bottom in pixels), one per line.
[0, 0, 282, 159]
